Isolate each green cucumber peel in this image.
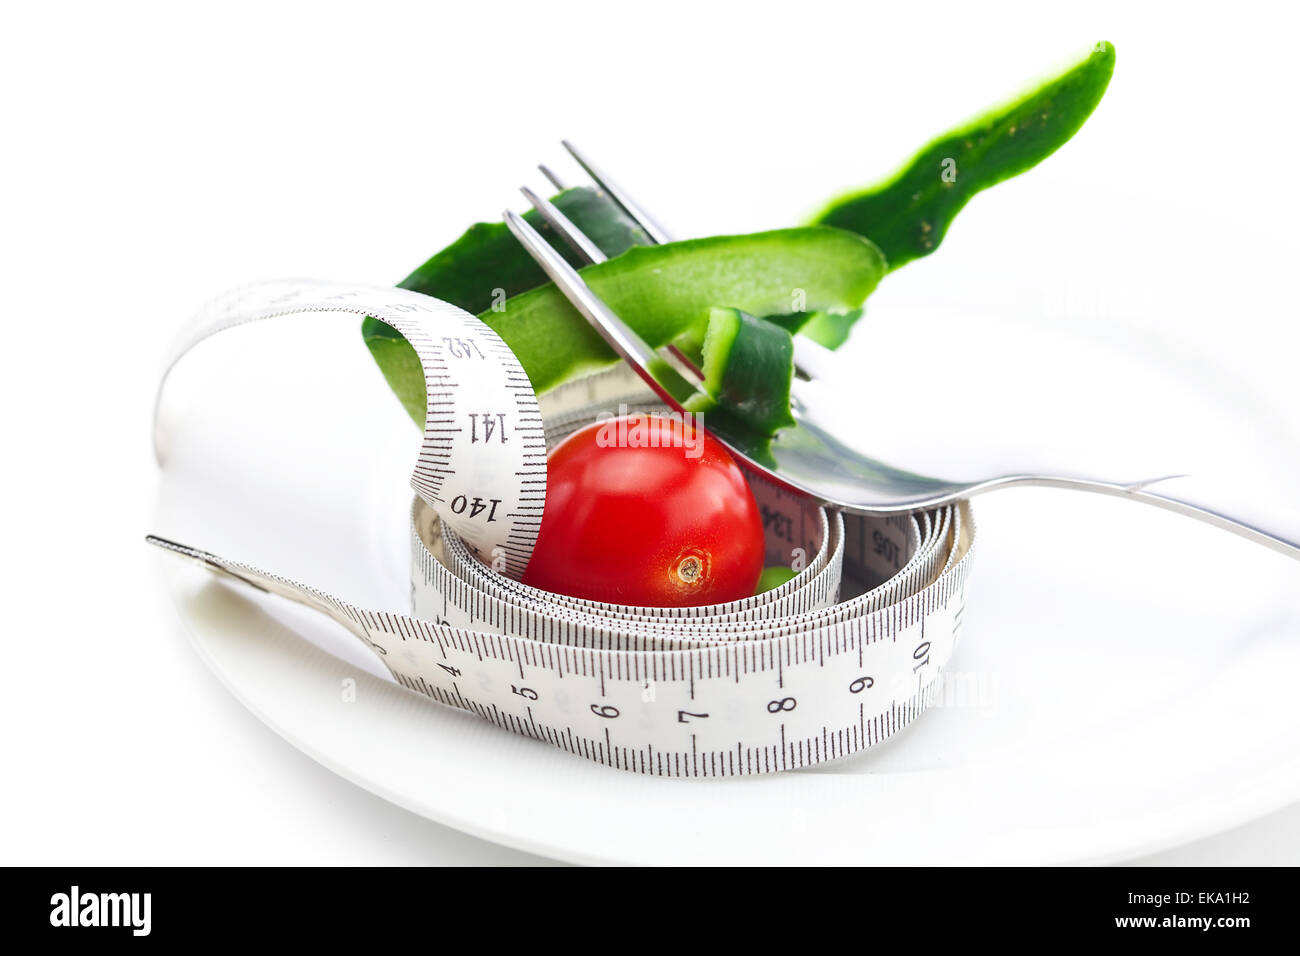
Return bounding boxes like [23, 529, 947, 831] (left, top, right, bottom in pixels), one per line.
[391, 186, 647, 315]
[361, 186, 650, 376]
[811, 41, 1115, 272]
[368, 226, 885, 426]
[491, 228, 881, 397]
[762, 308, 861, 349]
[690, 307, 796, 435]
[755, 566, 798, 594]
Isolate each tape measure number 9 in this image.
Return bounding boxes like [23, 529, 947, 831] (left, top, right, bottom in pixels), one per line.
[150, 280, 976, 777]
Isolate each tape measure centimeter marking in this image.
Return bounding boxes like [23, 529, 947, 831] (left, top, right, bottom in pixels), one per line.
[150, 280, 977, 776]
[149, 529, 971, 776]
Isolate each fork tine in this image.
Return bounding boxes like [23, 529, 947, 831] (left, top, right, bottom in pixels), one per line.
[521, 180, 700, 387]
[524, 179, 704, 383]
[503, 210, 701, 413]
[520, 186, 606, 265]
[538, 163, 567, 191]
[561, 139, 674, 245]
[791, 336, 842, 382]
[560, 140, 818, 383]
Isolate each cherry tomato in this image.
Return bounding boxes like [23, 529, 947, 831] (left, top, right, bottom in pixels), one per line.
[522, 415, 765, 606]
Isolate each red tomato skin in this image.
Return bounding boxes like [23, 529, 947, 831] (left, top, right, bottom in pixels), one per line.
[521, 417, 765, 607]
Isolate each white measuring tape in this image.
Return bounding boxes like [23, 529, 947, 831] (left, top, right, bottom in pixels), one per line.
[151, 280, 975, 777]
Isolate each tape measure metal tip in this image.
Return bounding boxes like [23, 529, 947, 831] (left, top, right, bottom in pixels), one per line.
[146, 534, 270, 594]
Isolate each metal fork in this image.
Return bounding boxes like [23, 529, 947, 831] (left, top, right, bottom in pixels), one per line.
[503, 144, 1300, 562]
[528, 141, 838, 384]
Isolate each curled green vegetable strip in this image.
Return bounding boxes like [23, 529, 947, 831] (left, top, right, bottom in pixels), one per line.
[689, 307, 796, 435]
[365, 227, 883, 426]
[488, 228, 882, 393]
[755, 566, 799, 594]
[812, 41, 1115, 271]
[362, 187, 650, 418]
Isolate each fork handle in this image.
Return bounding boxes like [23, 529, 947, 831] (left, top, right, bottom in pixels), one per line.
[1119, 475, 1300, 562]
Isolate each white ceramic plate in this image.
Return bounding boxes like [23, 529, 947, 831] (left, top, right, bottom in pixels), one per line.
[149, 276, 1300, 864]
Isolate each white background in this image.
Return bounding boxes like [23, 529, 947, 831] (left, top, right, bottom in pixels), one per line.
[3, 1, 1299, 864]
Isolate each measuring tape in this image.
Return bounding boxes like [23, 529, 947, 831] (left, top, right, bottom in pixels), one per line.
[151, 280, 976, 777]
